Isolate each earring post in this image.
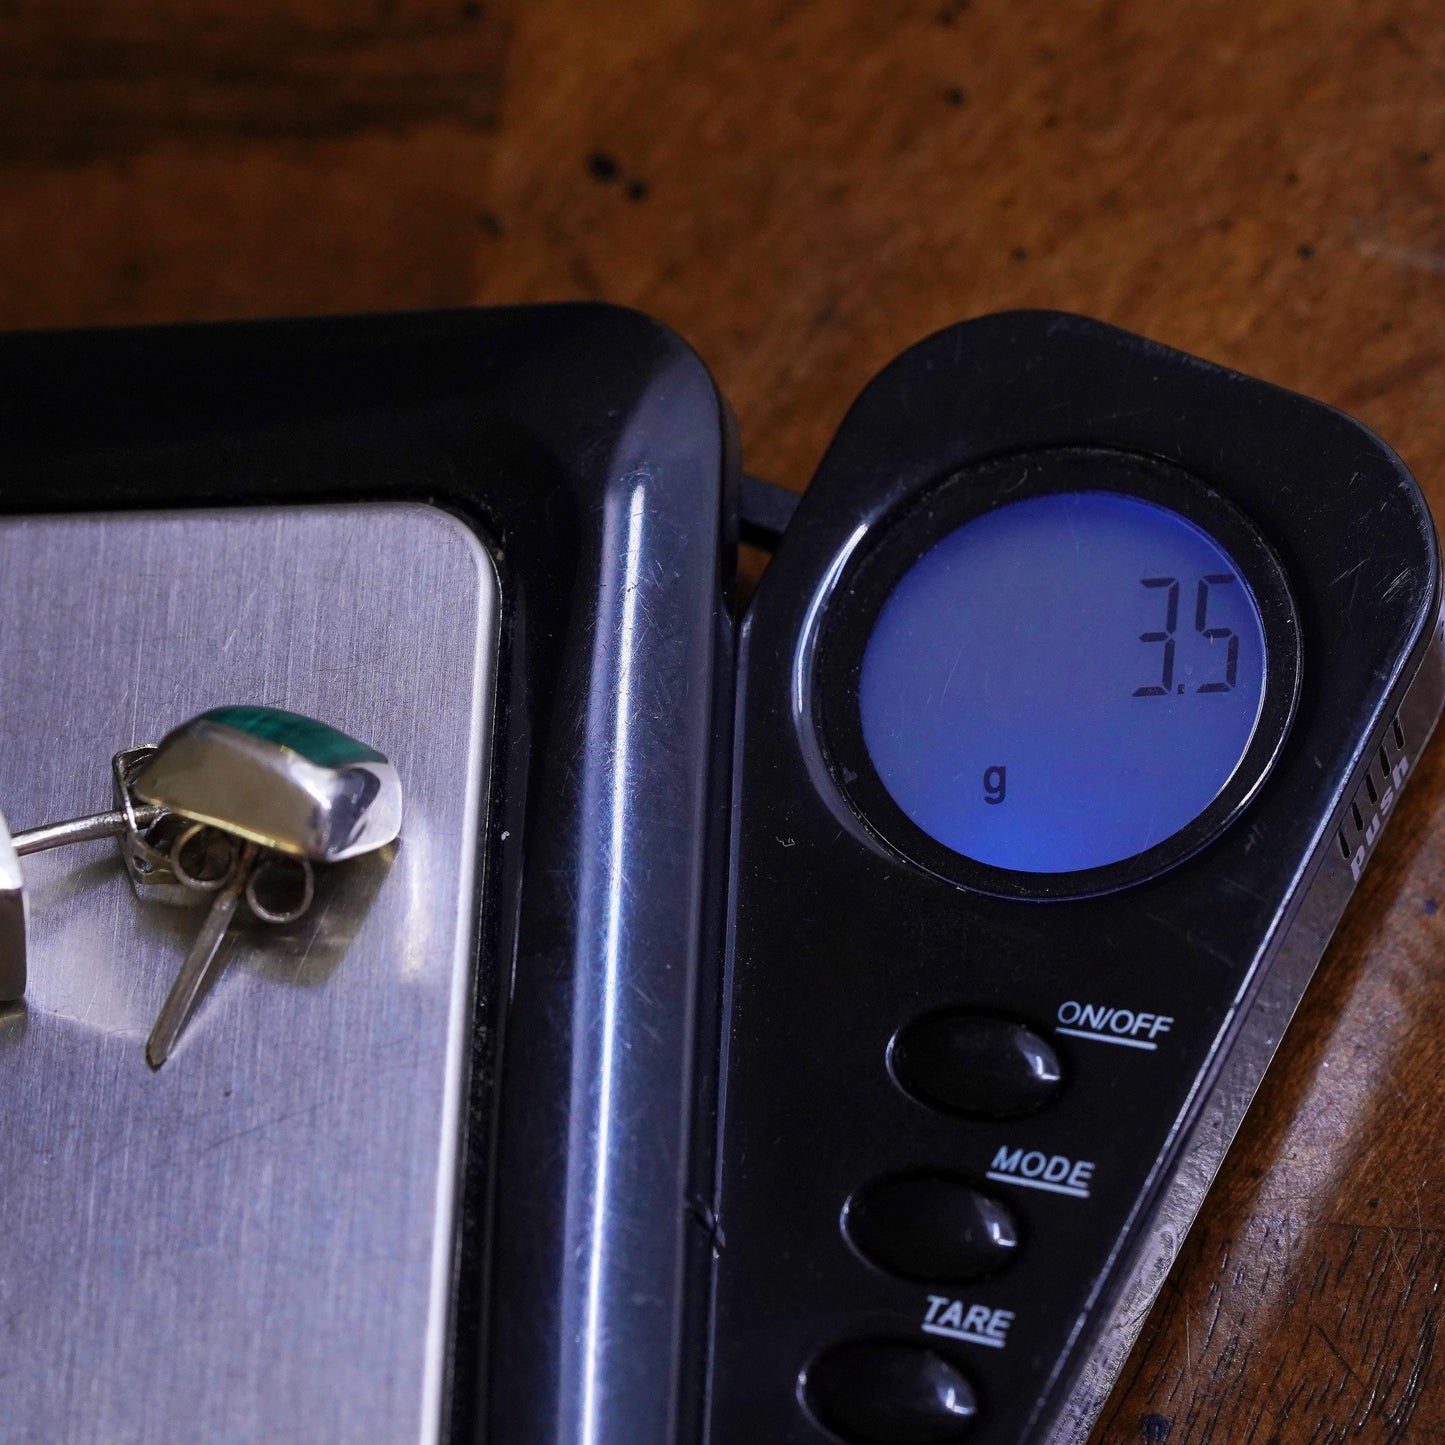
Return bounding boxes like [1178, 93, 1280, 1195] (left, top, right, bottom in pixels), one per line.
[14, 806, 164, 858]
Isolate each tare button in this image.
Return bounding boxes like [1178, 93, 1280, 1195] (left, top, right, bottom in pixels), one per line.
[803, 1340, 977, 1443]
[985, 1145, 1095, 1200]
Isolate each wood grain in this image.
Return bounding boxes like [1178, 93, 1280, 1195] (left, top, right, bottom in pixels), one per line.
[2, 1, 1443, 1438]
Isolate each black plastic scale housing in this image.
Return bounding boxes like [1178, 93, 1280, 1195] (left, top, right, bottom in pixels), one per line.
[0, 307, 1438, 1445]
[710, 311, 1443, 1443]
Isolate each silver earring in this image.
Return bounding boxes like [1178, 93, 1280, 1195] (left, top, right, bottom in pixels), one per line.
[1, 706, 402, 1068]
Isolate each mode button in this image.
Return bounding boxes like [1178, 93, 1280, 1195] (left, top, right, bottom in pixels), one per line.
[844, 1174, 1018, 1282]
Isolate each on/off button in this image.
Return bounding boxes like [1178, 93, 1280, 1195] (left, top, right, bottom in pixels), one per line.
[890, 1012, 1062, 1118]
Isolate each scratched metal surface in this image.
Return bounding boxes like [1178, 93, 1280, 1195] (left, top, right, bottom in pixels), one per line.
[0, 505, 497, 1444]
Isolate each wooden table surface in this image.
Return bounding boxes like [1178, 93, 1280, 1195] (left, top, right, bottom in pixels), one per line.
[3, 2, 1443, 1439]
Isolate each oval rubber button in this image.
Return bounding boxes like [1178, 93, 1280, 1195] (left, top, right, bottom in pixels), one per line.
[804, 1340, 978, 1443]
[844, 1174, 1019, 1282]
[891, 1013, 1062, 1118]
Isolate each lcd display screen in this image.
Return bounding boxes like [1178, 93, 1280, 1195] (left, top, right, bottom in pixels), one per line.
[857, 490, 1268, 873]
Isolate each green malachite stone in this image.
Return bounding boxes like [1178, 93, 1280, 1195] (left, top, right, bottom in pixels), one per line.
[200, 706, 386, 769]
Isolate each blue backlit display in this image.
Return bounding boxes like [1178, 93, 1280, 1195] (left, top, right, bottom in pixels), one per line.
[858, 491, 1268, 873]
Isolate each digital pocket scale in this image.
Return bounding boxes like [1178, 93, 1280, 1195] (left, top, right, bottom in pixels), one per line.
[0, 308, 1437, 1444]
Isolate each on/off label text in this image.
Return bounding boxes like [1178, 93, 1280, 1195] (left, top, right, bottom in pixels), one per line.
[1056, 999, 1173, 1051]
